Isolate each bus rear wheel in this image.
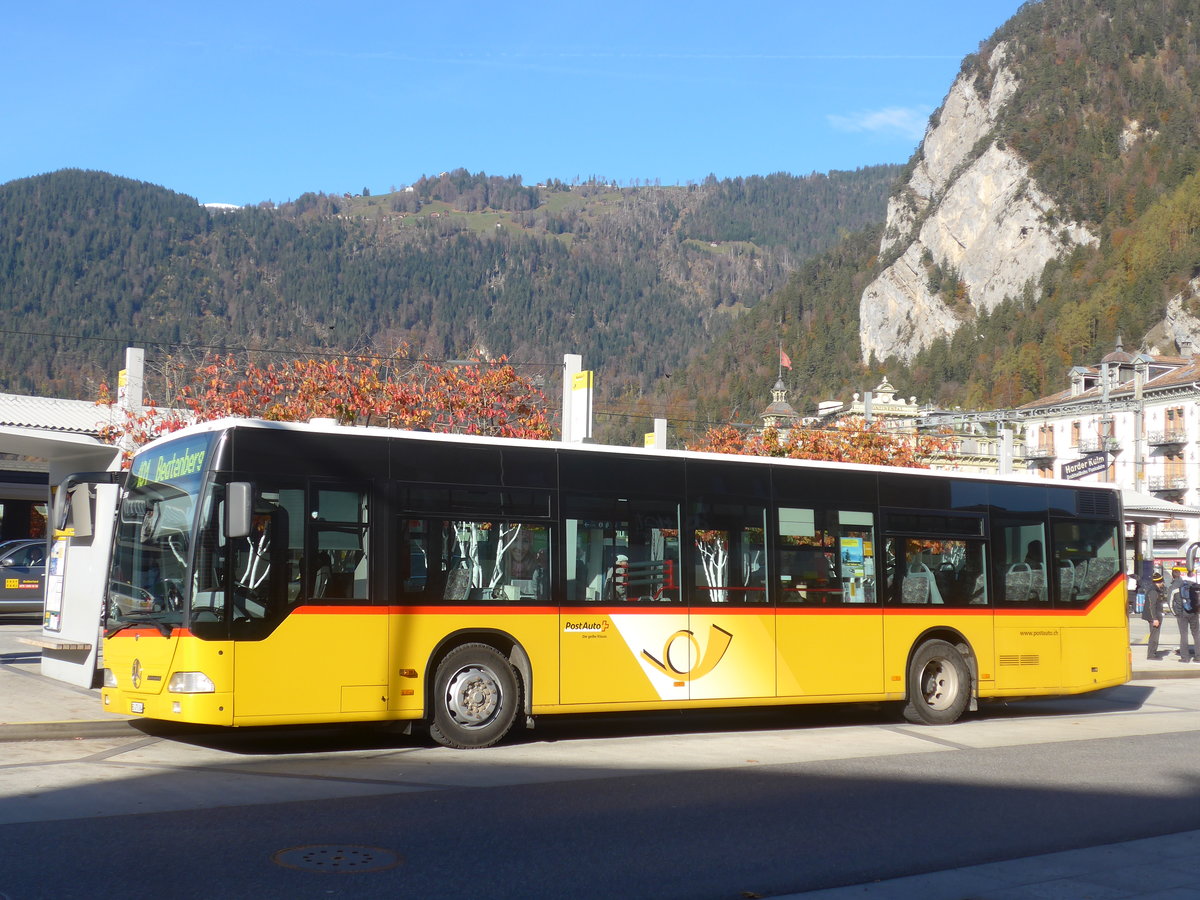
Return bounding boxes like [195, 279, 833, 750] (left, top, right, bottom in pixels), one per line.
[903, 639, 970, 725]
[429, 643, 521, 749]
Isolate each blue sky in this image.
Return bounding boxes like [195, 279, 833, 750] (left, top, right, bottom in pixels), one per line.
[4, 1, 1025, 207]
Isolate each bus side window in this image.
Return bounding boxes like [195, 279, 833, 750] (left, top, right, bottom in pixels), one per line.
[564, 497, 680, 604]
[227, 485, 304, 624]
[884, 537, 987, 607]
[1052, 519, 1121, 607]
[309, 487, 369, 601]
[994, 520, 1048, 605]
[777, 507, 877, 605]
[837, 510, 877, 604]
[432, 519, 550, 602]
[400, 520, 430, 595]
[689, 500, 767, 605]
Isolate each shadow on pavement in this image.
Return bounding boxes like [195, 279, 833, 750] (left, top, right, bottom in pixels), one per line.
[128, 683, 1156, 757]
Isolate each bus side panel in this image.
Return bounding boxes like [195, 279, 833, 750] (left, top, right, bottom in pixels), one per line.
[883, 609, 995, 697]
[992, 611, 1064, 691]
[563, 608, 689, 705]
[686, 608, 775, 701]
[777, 608, 884, 697]
[233, 608, 388, 723]
[991, 578, 1128, 695]
[1060, 579, 1131, 691]
[389, 608, 561, 714]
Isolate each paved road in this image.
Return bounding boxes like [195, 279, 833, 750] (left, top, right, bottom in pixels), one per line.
[0, 614, 41, 657]
[5, 615, 1200, 898]
[3, 675, 1200, 899]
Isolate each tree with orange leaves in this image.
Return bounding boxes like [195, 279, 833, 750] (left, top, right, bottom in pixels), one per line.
[98, 350, 553, 459]
[687, 418, 953, 469]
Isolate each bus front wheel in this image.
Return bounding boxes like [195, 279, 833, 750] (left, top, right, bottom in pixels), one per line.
[429, 643, 521, 749]
[903, 640, 970, 725]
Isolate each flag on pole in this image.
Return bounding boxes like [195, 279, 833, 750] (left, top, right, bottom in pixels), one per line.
[780, 349, 792, 370]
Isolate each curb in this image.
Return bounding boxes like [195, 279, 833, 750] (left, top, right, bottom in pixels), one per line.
[1132, 667, 1200, 680]
[0, 719, 139, 742]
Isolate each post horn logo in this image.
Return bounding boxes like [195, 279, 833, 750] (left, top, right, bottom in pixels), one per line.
[641, 624, 733, 682]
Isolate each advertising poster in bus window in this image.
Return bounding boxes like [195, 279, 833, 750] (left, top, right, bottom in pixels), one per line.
[43, 537, 68, 632]
[840, 537, 864, 576]
[840, 537, 876, 603]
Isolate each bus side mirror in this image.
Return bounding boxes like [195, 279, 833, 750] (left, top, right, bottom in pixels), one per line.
[227, 482, 253, 539]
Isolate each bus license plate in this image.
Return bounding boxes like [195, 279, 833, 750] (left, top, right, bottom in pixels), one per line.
[130, 701, 144, 714]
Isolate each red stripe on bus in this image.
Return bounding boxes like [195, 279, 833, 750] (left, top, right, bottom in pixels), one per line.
[292, 605, 391, 615]
[385, 605, 560, 616]
[106, 627, 187, 639]
[106, 574, 1120, 634]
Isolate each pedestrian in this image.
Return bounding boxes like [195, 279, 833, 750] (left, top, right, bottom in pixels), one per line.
[1169, 566, 1200, 662]
[1140, 571, 1166, 659]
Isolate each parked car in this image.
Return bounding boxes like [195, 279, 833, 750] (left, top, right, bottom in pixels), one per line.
[0, 539, 47, 615]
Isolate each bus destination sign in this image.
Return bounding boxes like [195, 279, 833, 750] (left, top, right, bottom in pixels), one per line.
[130, 434, 215, 491]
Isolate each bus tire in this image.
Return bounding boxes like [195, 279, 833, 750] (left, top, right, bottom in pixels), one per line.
[429, 643, 521, 749]
[903, 639, 970, 726]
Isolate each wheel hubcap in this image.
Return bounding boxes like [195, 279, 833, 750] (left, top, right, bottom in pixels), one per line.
[921, 659, 959, 711]
[444, 664, 501, 728]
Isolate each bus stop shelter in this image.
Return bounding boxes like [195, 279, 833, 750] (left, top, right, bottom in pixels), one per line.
[0, 397, 122, 687]
[1122, 488, 1200, 575]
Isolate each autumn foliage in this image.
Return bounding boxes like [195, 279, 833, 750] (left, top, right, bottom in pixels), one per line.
[98, 350, 553, 457]
[687, 419, 953, 468]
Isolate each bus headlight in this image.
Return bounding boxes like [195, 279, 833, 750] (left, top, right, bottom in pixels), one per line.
[168, 671, 216, 693]
[102, 668, 117, 688]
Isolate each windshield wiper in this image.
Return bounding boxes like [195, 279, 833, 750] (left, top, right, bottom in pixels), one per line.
[105, 615, 173, 638]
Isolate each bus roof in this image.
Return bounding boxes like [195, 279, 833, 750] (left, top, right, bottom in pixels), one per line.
[134, 416, 1121, 495]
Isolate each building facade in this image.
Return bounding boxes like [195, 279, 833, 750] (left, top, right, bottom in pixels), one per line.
[764, 345, 1196, 569]
[816, 377, 1028, 476]
[1017, 341, 1200, 567]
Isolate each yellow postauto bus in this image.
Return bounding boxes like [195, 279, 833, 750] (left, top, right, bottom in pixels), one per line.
[97, 418, 1129, 748]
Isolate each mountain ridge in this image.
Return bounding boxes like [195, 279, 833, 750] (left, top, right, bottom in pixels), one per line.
[0, 165, 899, 442]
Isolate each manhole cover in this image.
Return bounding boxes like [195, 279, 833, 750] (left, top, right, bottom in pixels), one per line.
[273, 845, 401, 873]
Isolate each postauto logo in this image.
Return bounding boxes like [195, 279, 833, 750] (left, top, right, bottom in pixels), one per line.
[640, 624, 733, 682]
[563, 619, 609, 633]
[567, 616, 735, 684]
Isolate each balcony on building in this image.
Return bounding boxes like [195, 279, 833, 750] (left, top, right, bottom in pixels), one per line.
[952, 438, 1001, 457]
[1147, 429, 1188, 446]
[1025, 444, 1056, 461]
[1148, 474, 1189, 493]
[1155, 524, 1189, 541]
[1075, 436, 1121, 453]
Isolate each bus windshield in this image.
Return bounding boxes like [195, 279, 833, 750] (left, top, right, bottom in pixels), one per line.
[106, 433, 215, 632]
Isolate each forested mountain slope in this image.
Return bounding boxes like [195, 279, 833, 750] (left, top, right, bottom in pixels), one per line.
[0, 166, 899, 414]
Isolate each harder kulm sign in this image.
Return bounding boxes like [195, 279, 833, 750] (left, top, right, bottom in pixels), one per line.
[1061, 452, 1108, 481]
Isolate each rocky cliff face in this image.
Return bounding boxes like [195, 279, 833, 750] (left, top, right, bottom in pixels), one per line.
[1161, 280, 1200, 353]
[859, 43, 1098, 364]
